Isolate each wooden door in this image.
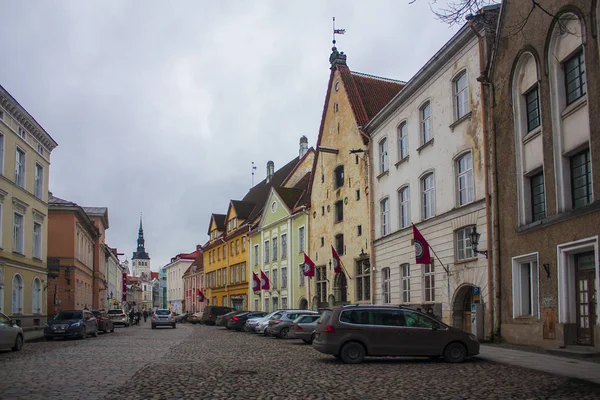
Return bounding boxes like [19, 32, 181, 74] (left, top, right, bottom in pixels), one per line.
[576, 252, 596, 346]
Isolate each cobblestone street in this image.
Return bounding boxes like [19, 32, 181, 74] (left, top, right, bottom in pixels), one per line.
[2, 323, 600, 399]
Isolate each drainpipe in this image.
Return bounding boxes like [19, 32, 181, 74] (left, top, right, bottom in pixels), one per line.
[360, 129, 377, 305]
[469, 20, 496, 341]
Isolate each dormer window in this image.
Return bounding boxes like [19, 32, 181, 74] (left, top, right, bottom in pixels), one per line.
[334, 165, 344, 189]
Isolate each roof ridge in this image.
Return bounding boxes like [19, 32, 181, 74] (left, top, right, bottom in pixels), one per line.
[350, 70, 406, 85]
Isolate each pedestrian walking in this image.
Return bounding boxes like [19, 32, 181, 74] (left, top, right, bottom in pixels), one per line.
[129, 309, 135, 325]
[426, 308, 437, 320]
[143, 310, 148, 322]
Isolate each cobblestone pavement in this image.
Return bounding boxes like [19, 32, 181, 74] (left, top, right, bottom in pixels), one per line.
[2, 323, 600, 399]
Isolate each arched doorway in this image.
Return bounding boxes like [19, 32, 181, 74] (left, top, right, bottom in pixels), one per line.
[452, 284, 476, 332]
[328, 294, 336, 307]
[298, 297, 308, 310]
[334, 273, 348, 304]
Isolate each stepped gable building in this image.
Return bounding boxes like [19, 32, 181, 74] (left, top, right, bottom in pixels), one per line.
[308, 46, 404, 308]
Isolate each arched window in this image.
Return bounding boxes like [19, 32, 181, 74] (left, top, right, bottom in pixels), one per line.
[453, 71, 469, 120]
[421, 173, 435, 219]
[382, 267, 391, 304]
[456, 152, 474, 206]
[379, 138, 388, 174]
[380, 198, 390, 236]
[398, 186, 410, 229]
[12, 274, 23, 314]
[420, 102, 432, 144]
[32, 277, 42, 314]
[397, 122, 408, 160]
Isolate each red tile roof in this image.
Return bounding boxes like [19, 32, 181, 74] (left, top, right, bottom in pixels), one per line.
[151, 272, 159, 280]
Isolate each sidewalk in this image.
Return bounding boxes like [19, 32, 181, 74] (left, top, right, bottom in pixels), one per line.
[477, 344, 600, 385]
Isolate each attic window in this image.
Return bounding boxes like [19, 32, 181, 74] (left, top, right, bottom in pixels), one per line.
[271, 201, 277, 213]
[334, 103, 339, 113]
[335, 81, 340, 92]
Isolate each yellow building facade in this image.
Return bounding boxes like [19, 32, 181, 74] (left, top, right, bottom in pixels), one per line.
[0, 85, 58, 332]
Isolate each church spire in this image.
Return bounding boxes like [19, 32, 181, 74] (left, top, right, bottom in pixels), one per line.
[132, 213, 150, 260]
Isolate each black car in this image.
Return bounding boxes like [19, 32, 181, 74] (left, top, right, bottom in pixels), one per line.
[201, 306, 235, 325]
[92, 310, 115, 333]
[44, 310, 99, 340]
[216, 310, 248, 328]
[227, 311, 268, 331]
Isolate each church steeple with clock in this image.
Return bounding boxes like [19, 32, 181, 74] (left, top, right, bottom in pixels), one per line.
[132, 215, 151, 280]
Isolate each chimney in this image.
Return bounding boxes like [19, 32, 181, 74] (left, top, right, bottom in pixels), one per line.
[299, 136, 308, 158]
[266, 161, 274, 183]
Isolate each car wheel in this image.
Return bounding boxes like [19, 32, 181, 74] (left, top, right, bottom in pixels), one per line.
[443, 342, 467, 363]
[110, 327, 115, 333]
[173, 324, 176, 329]
[12, 334, 23, 351]
[302, 339, 311, 344]
[93, 327, 99, 337]
[103, 327, 108, 334]
[45, 336, 53, 341]
[340, 342, 366, 364]
[310, 333, 316, 345]
[280, 327, 290, 339]
[235, 328, 242, 332]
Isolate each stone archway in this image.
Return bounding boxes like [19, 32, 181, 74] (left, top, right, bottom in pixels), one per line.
[452, 284, 476, 332]
[298, 297, 308, 310]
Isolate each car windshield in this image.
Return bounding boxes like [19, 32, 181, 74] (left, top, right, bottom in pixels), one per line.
[107, 310, 122, 314]
[156, 310, 171, 315]
[54, 311, 83, 320]
[92, 311, 102, 318]
[317, 310, 332, 324]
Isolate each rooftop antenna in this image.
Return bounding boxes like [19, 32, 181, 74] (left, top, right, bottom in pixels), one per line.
[251, 161, 257, 187]
[332, 17, 345, 48]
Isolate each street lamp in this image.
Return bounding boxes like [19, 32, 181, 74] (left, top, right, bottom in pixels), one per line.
[469, 226, 488, 259]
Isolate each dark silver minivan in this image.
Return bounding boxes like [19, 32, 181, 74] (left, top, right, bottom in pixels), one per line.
[312, 305, 479, 364]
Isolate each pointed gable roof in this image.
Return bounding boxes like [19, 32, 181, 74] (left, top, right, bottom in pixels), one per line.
[274, 187, 305, 211]
[207, 213, 226, 235]
[230, 200, 256, 220]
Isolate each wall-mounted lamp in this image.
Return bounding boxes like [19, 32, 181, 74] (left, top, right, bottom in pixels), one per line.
[469, 226, 488, 259]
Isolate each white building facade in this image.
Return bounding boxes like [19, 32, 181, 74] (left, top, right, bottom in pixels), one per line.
[365, 18, 495, 339]
[164, 253, 196, 313]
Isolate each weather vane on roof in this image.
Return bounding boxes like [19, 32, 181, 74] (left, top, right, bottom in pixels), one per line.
[251, 161, 257, 187]
[332, 17, 345, 48]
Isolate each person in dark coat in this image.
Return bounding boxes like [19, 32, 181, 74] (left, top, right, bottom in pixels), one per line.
[129, 309, 135, 325]
[143, 310, 148, 322]
[426, 308, 437, 320]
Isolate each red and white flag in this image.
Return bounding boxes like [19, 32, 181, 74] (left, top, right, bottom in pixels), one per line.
[197, 289, 205, 302]
[412, 224, 431, 264]
[260, 270, 270, 291]
[302, 253, 315, 277]
[331, 245, 342, 274]
[252, 272, 261, 292]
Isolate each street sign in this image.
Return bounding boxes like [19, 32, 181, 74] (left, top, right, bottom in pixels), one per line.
[472, 286, 481, 295]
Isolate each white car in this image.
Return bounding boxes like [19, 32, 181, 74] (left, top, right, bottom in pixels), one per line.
[0, 312, 23, 351]
[253, 309, 312, 335]
[245, 310, 283, 332]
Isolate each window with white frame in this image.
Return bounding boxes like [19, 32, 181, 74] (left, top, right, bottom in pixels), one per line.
[423, 263, 435, 302]
[399, 186, 410, 229]
[33, 222, 42, 259]
[264, 240, 270, 264]
[571, 149, 592, 209]
[253, 245, 259, 266]
[281, 296, 288, 310]
[272, 297, 279, 311]
[454, 71, 469, 120]
[34, 163, 43, 200]
[422, 173, 435, 219]
[356, 260, 371, 301]
[272, 237, 278, 261]
[13, 213, 24, 254]
[272, 269, 278, 289]
[298, 227, 305, 253]
[254, 298, 259, 311]
[525, 86, 540, 132]
[398, 122, 408, 160]
[0, 134, 4, 175]
[264, 298, 269, 313]
[401, 263, 410, 303]
[420, 102, 432, 144]
[32, 277, 42, 314]
[281, 234, 287, 259]
[281, 267, 287, 288]
[15, 148, 25, 188]
[380, 198, 390, 236]
[12, 274, 23, 314]
[457, 152, 474, 206]
[530, 172, 546, 221]
[379, 138, 388, 174]
[382, 267, 391, 303]
[512, 254, 539, 318]
[298, 265, 305, 287]
[564, 50, 586, 105]
[455, 226, 474, 261]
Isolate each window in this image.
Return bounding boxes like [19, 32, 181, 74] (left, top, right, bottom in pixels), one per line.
[454, 72, 469, 119]
[281, 297, 288, 310]
[571, 150, 592, 209]
[530, 172, 546, 221]
[356, 190, 360, 201]
[12, 274, 23, 314]
[455, 226, 474, 261]
[230, 242, 234, 256]
[31, 277, 41, 314]
[33, 164, 44, 199]
[13, 213, 24, 254]
[298, 227, 305, 253]
[281, 267, 287, 288]
[33, 222, 42, 259]
[382, 267, 391, 304]
[298, 266, 305, 287]
[217, 247, 221, 261]
[525, 86, 540, 132]
[420, 102, 432, 144]
[357, 225, 362, 236]
[512, 255, 539, 317]
[422, 173, 435, 219]
[15, 148, 25, 188]
[457, 152, 474, 206]
[356, 261, 371, 301]
[264, 240, 270, 263]
[424, 263, 435, 302]
[0, 134, 4, 175]
[321, 237, 324, 247]
[236, 239, 240, 254]
[230, 265, 234, 284]
[379, 138, 388, 173]
[18, 127, 26, 139]
[272, 237, 278, 261]
[272, 297, 279, 311]
[380, 198, 390, 236]
[401, 263, 410, 303]
[272, 269, 278, 289]
[264, 298, 269, 313]
[399, 187, 410, 229]
[564, 50, 586, 105]
[253, 245, 259, 266]
[334, 166, 344, 189]
[242, 236, 246, 251]
[254, 299, 259, 311]
[398, 122, 408, 160]
[334, 200, 343, 222]
[241, 263, 246, 282]
[334, 234, 344, 256]
[316, 266, 327, 303]
[281, 234, 287, 259]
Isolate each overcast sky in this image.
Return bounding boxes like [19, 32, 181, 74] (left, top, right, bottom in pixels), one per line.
[0, 1, 461, 271]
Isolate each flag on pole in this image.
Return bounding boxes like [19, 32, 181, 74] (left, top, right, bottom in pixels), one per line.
[303, 253, 315, 277]
[412, 224, 431, 264]
[331, 245, 342, 274]
[260, 270, 270, 291]
[197, 289, 205, 302]
[252, 272, 261, 292]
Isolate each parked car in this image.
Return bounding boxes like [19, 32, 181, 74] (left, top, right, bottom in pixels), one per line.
[289, 314, 322, 343]
[174, 313, 189, 323]
[201, 306, 235, 326]
[0, 312, 23, 351]
[217, 310, 247, 328]
[245, 310, 283, 332]
[266, 310, 319, 338]
[227, 311, 267, 331]
[92, 310, 115, 333]
[44, 310, 99, 340]
[312, 305, 480, 364]
[188, 312, 203, 324]
[107, 309, 130, 327]
[255, 311, 292, 335]
[151, 309, 176, 329]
